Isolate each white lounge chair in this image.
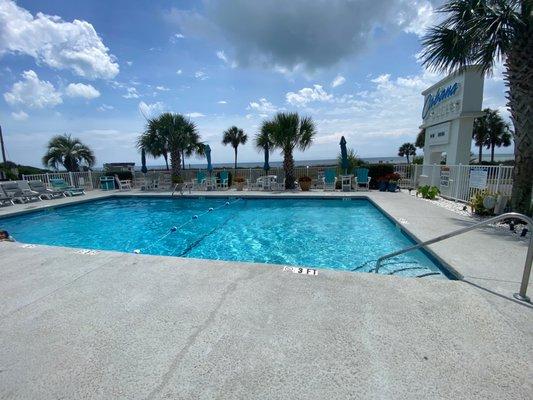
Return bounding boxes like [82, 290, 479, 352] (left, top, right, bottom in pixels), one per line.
[1, 182, 40, 203]
[114, 175, 132, 191]
[0, 186, 14, 206]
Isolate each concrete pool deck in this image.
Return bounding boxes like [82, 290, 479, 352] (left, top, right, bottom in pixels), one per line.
[0, 189, 532, 399]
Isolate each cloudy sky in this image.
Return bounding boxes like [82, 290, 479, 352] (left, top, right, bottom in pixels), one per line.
[0, 0, 508, 167]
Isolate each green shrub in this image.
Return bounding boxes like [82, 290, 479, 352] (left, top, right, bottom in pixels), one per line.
[469, 190, 496, 215]
[417, 185, 440, 200]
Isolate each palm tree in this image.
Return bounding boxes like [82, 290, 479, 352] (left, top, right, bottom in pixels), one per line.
[266, 112, 316, 189]
[42, 134, 95, 171]
[137, 118, 169, 170]
[222, 126, 248, 169]
[137, 113, 203, 178]
[255, 121, 275, 151]
[398, 142, 416, 164]
[421, 0, 532, 213]
[483, 110, 512, 162]
[472, 115, 489, 163]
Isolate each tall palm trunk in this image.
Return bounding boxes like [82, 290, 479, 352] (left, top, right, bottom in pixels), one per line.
[181, 150, 186, 170]
[478, 144, 483, 164]
[283, 149, 296, 189]
[163, 153, 169, 170]
[505, 28, 533, 214]
[170, 148, 182, 178]
[490, 143, 495, 163]
[233, 147, 238, 170]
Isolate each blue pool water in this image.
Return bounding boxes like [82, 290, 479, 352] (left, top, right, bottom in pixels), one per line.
[0, 197, 448, 277]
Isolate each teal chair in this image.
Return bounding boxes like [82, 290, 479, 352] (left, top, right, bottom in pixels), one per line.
[323, 169, 337, 191]
[219, 171, 229, 189]
[193, 171, 206, 190]
[355, 168, 371, 191]
[49, 178, 85, 196]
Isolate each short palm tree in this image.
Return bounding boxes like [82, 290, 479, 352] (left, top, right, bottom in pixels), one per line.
[421, 0, 532, 212]
[42, 134, 95, 171]
[222, 126, 248, 169]
[137, 118, 169, 170]
[266, 112, 316, 189]
[483, 109, 512, 162]
[472, 116, 489, 163]
[398, 143, 417, 164]
[137, 113, 203, 178]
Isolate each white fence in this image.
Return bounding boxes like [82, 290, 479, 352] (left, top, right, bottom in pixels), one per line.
[22, 171, 97, 190]
[394, 164, 514, 203]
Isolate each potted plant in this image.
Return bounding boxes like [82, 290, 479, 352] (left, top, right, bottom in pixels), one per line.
[298, 176, 312, 191]
[234, 176, 245, 191]
[387, 173, 401, 192]
[172, 175, 184, 191]
[378, 176, 389, 192]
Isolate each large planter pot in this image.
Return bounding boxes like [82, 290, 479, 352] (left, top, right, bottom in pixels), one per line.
[378, 181, 388, 191]
[388, 182, 398, 192]
[299, 181, 311, 191]
[235, 182, 245, 191]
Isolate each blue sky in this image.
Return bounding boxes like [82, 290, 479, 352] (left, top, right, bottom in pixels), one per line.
[0, 0, 508, 167]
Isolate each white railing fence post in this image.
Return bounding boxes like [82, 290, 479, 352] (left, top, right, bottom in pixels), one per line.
[495, 164, 502, 194]
[68, 171, 74, 187]
[88, 170, 93, 190]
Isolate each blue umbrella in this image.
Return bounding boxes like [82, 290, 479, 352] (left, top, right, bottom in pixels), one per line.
[263, 143, 270, 172]
[141, 148, 148, 174]
[340, 136, 349, 174]
[205, 144, 213, 173]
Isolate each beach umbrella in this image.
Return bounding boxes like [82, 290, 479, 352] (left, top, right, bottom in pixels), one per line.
[205, 144, 213, 173]
[140, 148, 148, 174]
[263, 143, 270, 173]
[340, 136, 349, 174]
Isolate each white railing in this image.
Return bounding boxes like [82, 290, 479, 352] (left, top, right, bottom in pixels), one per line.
[394, 164, 514, 203]
[22, 171, 95, 190]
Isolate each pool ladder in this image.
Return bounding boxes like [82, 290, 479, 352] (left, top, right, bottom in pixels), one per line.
[374, 212, 533, 303]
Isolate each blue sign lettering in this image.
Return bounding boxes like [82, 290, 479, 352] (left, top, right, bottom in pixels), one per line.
[422, 82, 459, 119]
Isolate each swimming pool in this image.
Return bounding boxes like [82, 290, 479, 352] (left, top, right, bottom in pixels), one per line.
[1, 197, 449, 277]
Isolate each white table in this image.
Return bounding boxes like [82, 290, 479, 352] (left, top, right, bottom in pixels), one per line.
[340, 175, 353, 192]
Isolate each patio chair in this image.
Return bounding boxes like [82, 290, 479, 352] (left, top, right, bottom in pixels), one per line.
[0, 186, 14, 206]
[49, 178, 85, 196]
[219, 171, 229, 190]
[114, 175, 132, 191]
[354, 168, 371, 191]
[26, 180, 65, 199]
[1, 182, 40, 203]
[250, 176, 265, 191]
[192, 171, 207, 190]
[323, 169, 337, 191]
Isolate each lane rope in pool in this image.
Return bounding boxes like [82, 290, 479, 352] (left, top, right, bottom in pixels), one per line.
[132, 198, 242, 254]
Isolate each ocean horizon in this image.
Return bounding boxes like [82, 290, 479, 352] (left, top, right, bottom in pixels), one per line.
[130, 153, 514, 171]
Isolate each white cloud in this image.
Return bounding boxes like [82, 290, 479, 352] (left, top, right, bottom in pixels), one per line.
[4, 70, 62, 109]
[156, 85, 170, 91]
[126, 61, 133, 66]
[138, 101, 164, 118]
[65, 83, 100, 99]
[187, 112, 205, 118]
[247, 98, 278, 114]
[176, 69, 183, 75]
[331, 75, 346, 88]
[194, 70, 208, 80]
[97, 104, 114, 111]
[403, 2, 437, 37]
[217, 100, 227, 104]
[0, 0, 119, 79]
[123, 87, 139, 99]
[286, 85, 333, 106]
[216, 50, 237, 68]
[11, 110, 28, 121]
[170, 33, 185, 43]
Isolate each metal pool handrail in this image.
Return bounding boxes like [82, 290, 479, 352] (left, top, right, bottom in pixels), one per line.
[374, 212, 533, 303]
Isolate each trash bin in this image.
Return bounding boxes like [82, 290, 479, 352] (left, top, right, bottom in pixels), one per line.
[100, 176, 115, 190]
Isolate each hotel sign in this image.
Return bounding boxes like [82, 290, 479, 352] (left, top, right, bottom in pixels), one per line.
[422, 82, 460, 119]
